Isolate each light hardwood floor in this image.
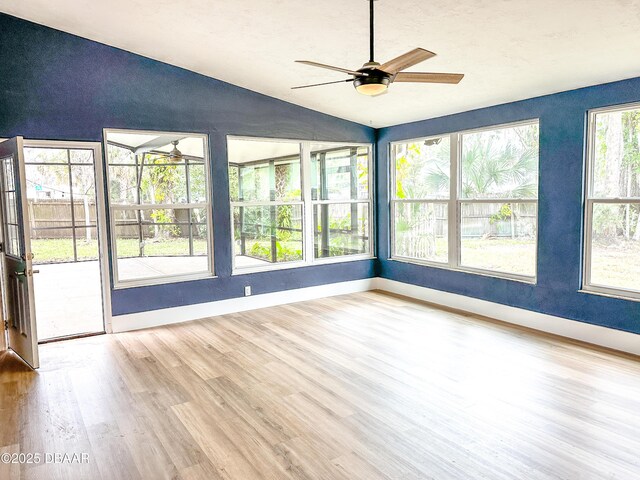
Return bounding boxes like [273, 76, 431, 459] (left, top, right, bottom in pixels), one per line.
[2, 290, 640, 480]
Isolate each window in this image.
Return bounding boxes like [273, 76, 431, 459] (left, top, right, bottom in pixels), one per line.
[104, 130, 213, 287]
[228, 139, 303, 269]
[391, 121, 539, 281]
[584, 105, 640, 298]
[24, 147, 99, 263]
[228, 138, 373, 272]
[392, 136, 450, 264]
[311, 144, 371, 259]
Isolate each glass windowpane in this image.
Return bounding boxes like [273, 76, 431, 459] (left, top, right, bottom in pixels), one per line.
[393, 202, 448, 263]
[311, 145, 369, 201]
[69, 149, 94, 164]
[4, 157, 15, 191]
[75, 227, 99, 261]
[23, 147, 68, 164]
[592, 108, 640, 199]
[590, 202, 640, 291]
[71, 165, 97, 226]
[7, 224, 20, 257]
[5, 191, 17, 224]
[227, 139, 301, 202]
[314, 202, 369, 258]
[232, 204, 303, 266]
[187, 163, 207, 202]
[460, 202, 537, 276]
[108, 164, 138, 204]
[461, 124, 539, 199]
[25, 164, 74, 228]
[394, 137, 450, 200]
[31, 228, 74, 263]
[139, 162, 188, 204]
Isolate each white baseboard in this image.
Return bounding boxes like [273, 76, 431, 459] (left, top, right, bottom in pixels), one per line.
[111, 276, 639, 357]
[111, 278, 376, 333]
[374, 278, 640, 356]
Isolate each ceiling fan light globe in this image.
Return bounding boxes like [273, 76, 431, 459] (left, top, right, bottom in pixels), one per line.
[355, 83, 388, 96]
[353, 74, 390, 96]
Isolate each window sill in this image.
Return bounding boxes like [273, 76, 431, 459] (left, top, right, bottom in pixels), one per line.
[113, 272, 216, 290]
[232, 254, 375, 276]
[388, 256, 537, 285]
[578, 288, 640, 303]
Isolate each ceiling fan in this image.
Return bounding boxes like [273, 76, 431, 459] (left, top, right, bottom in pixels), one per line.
[165, 141, 184, 162]
[293, 0, 464, 96]
[148, 140, 184, 163]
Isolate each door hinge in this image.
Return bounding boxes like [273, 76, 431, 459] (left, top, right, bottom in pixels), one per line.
[0, 242, 3, 252]
[3, 320, 7, 330]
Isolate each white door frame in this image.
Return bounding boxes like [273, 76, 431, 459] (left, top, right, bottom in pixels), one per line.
[23, 139, 113, 335]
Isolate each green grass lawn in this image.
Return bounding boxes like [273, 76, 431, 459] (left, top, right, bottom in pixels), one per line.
[460, 237, 536, 276]
[397, 236, 536, 275]
[591, 240, 640, 292]
[32, 238, 207, 264]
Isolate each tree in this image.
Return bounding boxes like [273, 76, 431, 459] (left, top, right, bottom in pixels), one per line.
[622, 111, 640, 240]
[460, 127, 538, 199]
[593, 110, 640, 242]
[394, 139, 450, 258]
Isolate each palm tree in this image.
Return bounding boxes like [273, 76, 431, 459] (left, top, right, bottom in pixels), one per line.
[460, 128, 538, 199]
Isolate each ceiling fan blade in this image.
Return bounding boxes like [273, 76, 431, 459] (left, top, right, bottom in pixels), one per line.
[292, 79, 355, 90]
[378, 48, 436, 74]
[132, 135, 188, 155]
[295, 60, 367, 77]
[393, 72, 464, 84]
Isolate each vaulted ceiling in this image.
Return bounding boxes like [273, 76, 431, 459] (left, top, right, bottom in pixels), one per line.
[2, 0, 640, 127]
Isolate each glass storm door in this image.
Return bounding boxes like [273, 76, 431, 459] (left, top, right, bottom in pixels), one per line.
[0, 137, 39, 369]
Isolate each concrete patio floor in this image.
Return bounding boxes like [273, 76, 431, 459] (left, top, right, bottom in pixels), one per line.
[34, 261, 104, 341]
[34, 256, 212, 341]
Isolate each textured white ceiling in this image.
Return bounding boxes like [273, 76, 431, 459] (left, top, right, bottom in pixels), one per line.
[2, 0, 640, 128]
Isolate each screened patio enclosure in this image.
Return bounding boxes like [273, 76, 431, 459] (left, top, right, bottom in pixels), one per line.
[228, 139, 371, 270]
[104, 131, 213, 285]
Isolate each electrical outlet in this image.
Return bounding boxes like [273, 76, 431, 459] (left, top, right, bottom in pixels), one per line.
[244, 285, 252, 296]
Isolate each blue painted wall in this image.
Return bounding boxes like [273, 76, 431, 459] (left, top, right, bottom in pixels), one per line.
[0, 13, 376, 315]
[377, 78, 640, 334]
[2, 13, 639, 333]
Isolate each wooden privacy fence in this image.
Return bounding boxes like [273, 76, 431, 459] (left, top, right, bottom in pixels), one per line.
[27, 199, 96, 240]
[395, 202, 536, 259]
[29, 201, 205, 240]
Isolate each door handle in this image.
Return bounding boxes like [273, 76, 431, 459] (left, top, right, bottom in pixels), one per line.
[14, 269, 39, 276]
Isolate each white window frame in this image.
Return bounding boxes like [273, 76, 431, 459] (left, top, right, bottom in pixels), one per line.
[583, 102, 640, 301]
[104, 128, 215, 289]
[390, 119, 539, 283]
[228, 136, 374, 275]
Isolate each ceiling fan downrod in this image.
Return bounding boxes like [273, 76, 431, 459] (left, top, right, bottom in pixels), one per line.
[369, 0, 375, 63]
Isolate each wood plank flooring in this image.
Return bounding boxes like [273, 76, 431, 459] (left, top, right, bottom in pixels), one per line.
[2, 290, 640, 479]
